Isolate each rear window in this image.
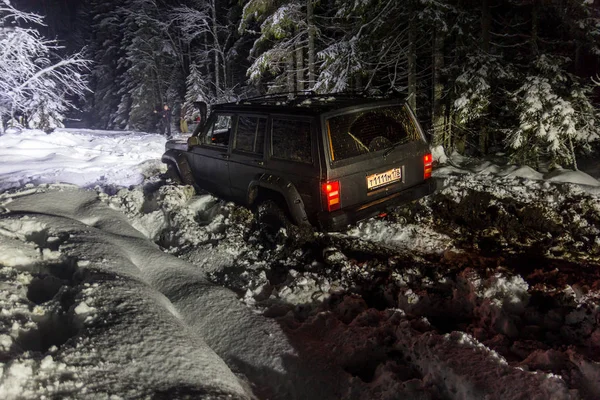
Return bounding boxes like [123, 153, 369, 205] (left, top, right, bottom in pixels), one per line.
[326, 105, 421, 161]
[272, 119, 312, 163]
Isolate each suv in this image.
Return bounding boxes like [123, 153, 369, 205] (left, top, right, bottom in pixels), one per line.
[162, 94, 436, 232]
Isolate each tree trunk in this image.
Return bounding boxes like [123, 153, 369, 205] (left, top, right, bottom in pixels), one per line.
[431, 26, 446, 146]
[296, 43, 304, 92]
[445, 96, 453, 150]
[287, 54, 295, 92]
[575, 43, 582, 75]
[479, 126, 488, 155]
[307, 0, 316, 89]
[211, 0, 220, 95]
[203, 32, 209, 77]
[354, 74, 363, 92]
[569, 135, 578, 170]
[531, 0, 539, 56]
[407, 7, 417, 112]
[479, 0, 492, 154]
[222, 52, 227, 92]
[481, 0, 491, 53]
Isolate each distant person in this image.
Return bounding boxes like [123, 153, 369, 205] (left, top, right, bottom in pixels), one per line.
[159, 104, 172, 138]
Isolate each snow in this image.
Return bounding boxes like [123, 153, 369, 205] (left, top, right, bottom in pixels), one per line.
[2, 128, 600, 399]
[431, 144, 448, 164]
[0, 129, 166, 191]
[345, 220, 453, 254]
[434, 147, 600, 189]
[545, 168, 600, 186]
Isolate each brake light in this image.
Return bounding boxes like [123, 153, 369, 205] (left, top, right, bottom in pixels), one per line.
[424, 153, 433, 179]
[323, 181, 341, 212]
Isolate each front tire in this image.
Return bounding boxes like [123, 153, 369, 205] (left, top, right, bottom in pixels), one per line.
[166, 163, 183, 184]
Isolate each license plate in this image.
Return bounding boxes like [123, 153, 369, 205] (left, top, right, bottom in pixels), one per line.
[367, 167, 402, 190]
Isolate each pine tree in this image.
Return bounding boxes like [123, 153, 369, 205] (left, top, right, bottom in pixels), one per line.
[85, 0, 127, 128]
[509, 55, 599, 168]
[241, 0, 318, 93]
[184, 63, 210, 117]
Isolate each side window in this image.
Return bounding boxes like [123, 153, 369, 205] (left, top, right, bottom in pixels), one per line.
[271, 119, 312, 163]
[235, 116, 266, 155]
[203, 114, 232, 148]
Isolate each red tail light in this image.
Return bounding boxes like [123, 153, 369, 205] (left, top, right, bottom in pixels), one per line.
[424, 153, 433, 179]
[322, 181, 341, 212]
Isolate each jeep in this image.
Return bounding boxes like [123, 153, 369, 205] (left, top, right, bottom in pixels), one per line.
[162, 94, 436, 232]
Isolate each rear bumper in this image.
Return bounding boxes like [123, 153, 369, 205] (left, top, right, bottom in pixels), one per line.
[318, 178, 437, 232]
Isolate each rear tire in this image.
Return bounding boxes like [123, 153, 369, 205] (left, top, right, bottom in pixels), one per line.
[256, 200, 292, 246]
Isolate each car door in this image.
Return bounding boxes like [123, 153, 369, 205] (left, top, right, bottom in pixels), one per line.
[228, 114, 268, 204]
[266, 116, 321, 212]
[189, 113, 233, 197]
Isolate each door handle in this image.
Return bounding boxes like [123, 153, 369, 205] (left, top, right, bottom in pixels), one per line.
[255, 160, 264, 166]
[220, 154, 230, 160]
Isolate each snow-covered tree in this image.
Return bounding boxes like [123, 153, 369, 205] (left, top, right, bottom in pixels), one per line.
[183, 63, 210, 117]
[0, 1, 88, 133]
[509, 56, 599, 168]
[241, 0, 320, 93]
[452, 53, 514, 152]
[170, 1, 233, 101]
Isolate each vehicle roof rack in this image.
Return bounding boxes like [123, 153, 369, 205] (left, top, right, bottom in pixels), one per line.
[231, 91, 376, 106]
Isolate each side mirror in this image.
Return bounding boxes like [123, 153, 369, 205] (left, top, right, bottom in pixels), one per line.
[187, 136, 200, 147]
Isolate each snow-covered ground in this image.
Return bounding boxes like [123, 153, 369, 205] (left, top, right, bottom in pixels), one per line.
[0, 129, 167, 191]
[1, 130, 600, 399]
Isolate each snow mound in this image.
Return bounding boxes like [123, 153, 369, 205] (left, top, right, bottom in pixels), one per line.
[501, 165, 545, 180]
[433, 152, 600, 190]
[431, 145, 448, 164]
[544, 169, 600, 187]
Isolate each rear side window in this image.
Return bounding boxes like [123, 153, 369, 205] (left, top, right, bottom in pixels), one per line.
[326, 105, 421, 161]
[235, 116, 266, 154]
[271, 119, 312, 163]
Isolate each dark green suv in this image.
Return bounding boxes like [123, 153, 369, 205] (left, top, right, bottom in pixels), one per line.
[162, 94, 436, 232]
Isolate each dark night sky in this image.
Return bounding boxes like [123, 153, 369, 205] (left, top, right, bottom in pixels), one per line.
[12, 0, 82, 49]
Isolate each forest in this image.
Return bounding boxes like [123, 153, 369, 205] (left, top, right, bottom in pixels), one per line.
[4, 0, 600, 168]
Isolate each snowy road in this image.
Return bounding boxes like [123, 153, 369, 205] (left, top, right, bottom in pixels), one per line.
[1, 129, 600, 399]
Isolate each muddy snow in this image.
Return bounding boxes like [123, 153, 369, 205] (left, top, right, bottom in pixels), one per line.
[1, 129, 600, 399]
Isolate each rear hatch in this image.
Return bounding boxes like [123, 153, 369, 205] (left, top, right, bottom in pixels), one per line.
[322, 102, 431, 211]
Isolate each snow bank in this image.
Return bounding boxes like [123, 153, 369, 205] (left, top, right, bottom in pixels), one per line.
[0, 129, 166, 191]
[545, 169, 600, 187]
[434, 151, 600, 190]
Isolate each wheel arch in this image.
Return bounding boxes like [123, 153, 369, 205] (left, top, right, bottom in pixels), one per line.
[161, 150, 197, 187]
[247, 174, 310, 226]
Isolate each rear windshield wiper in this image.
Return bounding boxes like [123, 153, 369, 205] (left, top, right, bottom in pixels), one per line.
[383, 142, 401, 157]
